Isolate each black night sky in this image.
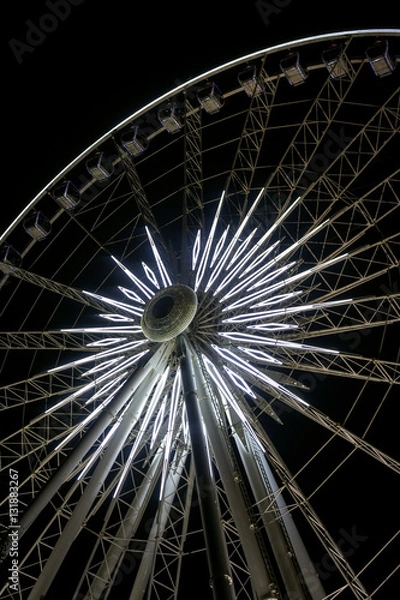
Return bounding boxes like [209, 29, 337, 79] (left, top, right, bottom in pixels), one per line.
[2, 1, 400, 599]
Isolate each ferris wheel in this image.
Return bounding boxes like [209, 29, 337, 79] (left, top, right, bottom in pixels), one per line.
[0, 29, 399, 600]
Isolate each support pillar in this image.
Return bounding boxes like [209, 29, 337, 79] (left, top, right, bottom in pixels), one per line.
[180, 337, 236, 600]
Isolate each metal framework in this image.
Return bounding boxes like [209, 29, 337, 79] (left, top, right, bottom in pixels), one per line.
[0, 30, 399, 600]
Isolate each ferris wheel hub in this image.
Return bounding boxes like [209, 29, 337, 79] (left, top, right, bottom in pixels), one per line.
[141, 284, 198, 341]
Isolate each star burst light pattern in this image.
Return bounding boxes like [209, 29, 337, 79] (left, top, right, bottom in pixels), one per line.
[59, 187, 345, 436]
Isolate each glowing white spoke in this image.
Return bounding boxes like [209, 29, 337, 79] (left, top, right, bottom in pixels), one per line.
[221, 262, 297, 306]
[47, 341, 146, 374]
[192, 229, 202, 270]
[113, 367, 170, 498]
[142, 262, 160, 289]
[151, 395, 167, 450]
[218, 332, 339, 355]
[195, 190, 226, 291]
[118, 286, 146, 305]
[77, 403, 132, 481]
[86, 337, 128, 347]
[83, 290, 144, 317]
[253, 297, 353, 314]
[112, 255, 154, 300]
[241, 240, 280, 277]
[212, 344, 309, 406]
[203, 355, 265, 449]
[248, 323, 298, 332]
[210, 225, 230, 268]
[237, 346, 283, 365]
[145, 226, 172, 288]
[99, 314, 136, 323]
[54, 386, 123, 452]
[216, 195, 302, 294]
[223, 366, 257, 398]
[224, 253, 348, 311]
[204, 188, 264, 292]
[248, 261, 298, 292]
[61, 325, 143, 334]
[214, 234, 281, 297]
[82, 358, 123, 378]
[227, 228, 258, 268]
[159, 368, 181, 499]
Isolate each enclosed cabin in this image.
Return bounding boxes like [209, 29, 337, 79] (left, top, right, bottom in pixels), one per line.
[121, 126, 149, 157]
[197, 82, 224, 114]
[0, 245, 22, 272]
[23, 211, 52, 241]
[366, 40, 396, 77]
[280, 52, 308, 86]
[322, 45, 349, 79]
[53, 180, 81, 210]
[238, 65, 263, 97]
[85, 152, 114, 181]
[157, 103, 183, 133]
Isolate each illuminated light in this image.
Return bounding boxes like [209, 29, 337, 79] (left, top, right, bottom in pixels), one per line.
[227, 228, 258, 268]
[142, 261, 160, 289]
[82, 358, 123, 378]
[247, 323, 298, 332]
[83, 289, 144, 317]
[99, 314, 136, 323]
[213, 229, 261, 295]
[252, 297, 353, 315]
[118, 286, 146, 305]
[251, 291, 303, 309]
[238, 346, 282, 365]
[145, 226, 172, 288]
[112, 256, 154, 300]
[241, 241, 280, 277]
[205, 188, 264, 292]
[224, 366, 257, 398]
[219, 332, 339, 354]
[86, 338, 128, 347]
[87, 376, 126, 404]
[195, 190, 226, 291]
[192, 230, 202, 270]
[60, 325, 143, 334]
[47, 341, 147, 375]
[150, 395, 167, 450]
[222, 273, 298, 312]
[54, 392, 118, 452]
[218, 243, 284, 302]
[212, 344, 309, 406]
[159, 368, 182, 499]
[114, 367, 170, 498]
[210, 225, 230, 268]
[248, 261, 297, 291]
[203, 355, 263, 446]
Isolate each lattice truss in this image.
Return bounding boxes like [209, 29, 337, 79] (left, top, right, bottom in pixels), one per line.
[0, 31, 399, 600]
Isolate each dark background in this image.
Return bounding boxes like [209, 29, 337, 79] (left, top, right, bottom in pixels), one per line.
[2, 2, 400, 598]
[4, 0, 400, 228]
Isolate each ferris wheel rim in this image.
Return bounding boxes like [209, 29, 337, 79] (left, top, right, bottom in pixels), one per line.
[1, 27, 399, 244]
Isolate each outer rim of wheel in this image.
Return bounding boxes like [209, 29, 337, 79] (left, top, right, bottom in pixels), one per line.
[1, 28, 399, 244]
